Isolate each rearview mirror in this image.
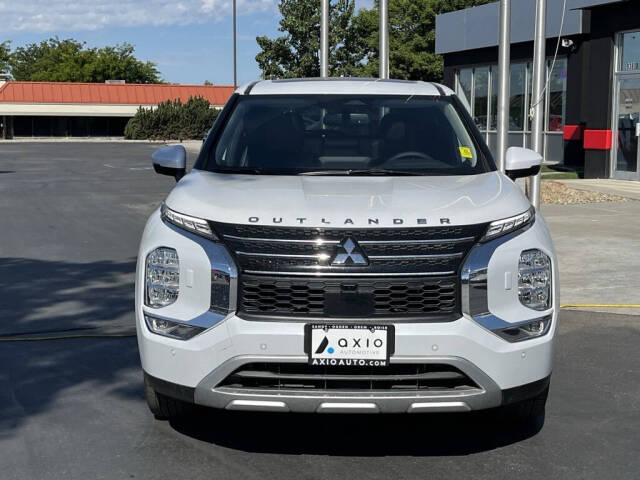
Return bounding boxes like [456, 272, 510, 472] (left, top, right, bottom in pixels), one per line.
[505, 147, 542, 180]
[152, 145, 186, 181]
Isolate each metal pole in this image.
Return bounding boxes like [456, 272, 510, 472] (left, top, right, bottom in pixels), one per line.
[233, 0, 237, 88]
[320, 0, 329, 78]
[379, 0, 389, 79]
[496, 0, 511, 173]
[529, 0, 547, 208]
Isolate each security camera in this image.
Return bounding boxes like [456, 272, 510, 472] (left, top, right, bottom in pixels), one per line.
[561, 38, 574, 48]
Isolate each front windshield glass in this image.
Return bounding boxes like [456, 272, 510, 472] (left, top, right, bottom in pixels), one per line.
[203, 95, 494, 176]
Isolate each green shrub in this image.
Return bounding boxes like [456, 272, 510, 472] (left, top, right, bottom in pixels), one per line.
[124, 96, 219, 140]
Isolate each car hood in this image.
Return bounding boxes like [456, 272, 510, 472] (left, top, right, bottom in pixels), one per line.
[165, 170, 531, 228]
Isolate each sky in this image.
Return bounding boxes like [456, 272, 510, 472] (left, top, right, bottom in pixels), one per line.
[0, 0, 373, 86]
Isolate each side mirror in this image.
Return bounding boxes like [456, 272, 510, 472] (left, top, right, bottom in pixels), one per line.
[505, 147, 542, 180]
[152, 145, 186, 181]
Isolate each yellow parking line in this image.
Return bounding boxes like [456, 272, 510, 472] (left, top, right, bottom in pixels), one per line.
[561, 303, 640, 309]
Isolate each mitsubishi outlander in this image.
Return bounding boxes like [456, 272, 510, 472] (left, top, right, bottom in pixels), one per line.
[136, 78, 557, 425]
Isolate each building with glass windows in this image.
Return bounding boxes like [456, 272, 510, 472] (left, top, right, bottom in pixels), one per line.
[436, 0, 640, 180]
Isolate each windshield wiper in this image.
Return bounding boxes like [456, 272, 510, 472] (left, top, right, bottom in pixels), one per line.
[299, 169, 424, 176]
[214, 167, 266, 175]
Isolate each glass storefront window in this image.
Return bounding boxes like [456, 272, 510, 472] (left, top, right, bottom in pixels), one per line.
[616, 78, 640, 174]
[490, 67, 499, 130]
[510, 63, 526, 131]
[457, 68, 473, 113]
[620, 31, 640, 72]
[547, 58, 567, 132]
[474, 66, 489, 131]
[455, 58, 565, 134]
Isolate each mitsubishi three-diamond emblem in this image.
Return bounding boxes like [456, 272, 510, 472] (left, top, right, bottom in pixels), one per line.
[330, 237, 369, 266]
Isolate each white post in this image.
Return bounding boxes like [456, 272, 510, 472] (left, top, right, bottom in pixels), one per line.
[496, 0, 511, 173]
[379, 0, 389, 79]
[529, 0, 547, 208]
[233, 0, 237, 88]
[320, 0, 329, 78]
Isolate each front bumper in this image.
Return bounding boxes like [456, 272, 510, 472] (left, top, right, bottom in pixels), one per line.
[136, 209, 558, 413]
[145, 365, 550, 414]
[137, 311, 556, 413]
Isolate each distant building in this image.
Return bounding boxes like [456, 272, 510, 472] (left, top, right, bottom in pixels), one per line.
[0, 81, 235, 138]
[436, 0, 640, 180]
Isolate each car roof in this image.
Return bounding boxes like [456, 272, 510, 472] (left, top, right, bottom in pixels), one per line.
[236, 78, 453, 97]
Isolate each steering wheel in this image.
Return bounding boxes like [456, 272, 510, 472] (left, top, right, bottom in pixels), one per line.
[386, 151, 432, 163]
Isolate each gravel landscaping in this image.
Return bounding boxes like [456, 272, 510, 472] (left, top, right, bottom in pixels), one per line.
[541, 180, 629, 205]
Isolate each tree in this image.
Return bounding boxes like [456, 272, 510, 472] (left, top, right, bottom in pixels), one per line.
[7, 38, 161, 83]
[124, 97, 219, 141]
[353, 0, 494, 81]
[256, 0, 363, 78]
[0, 41, 10, 75]
[256, 0, 494, 82]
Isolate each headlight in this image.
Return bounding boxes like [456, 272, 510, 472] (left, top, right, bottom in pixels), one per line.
[161, 203, 218, 240]
[144, 314, 205, 340]
[482, 207, 534, 242]
[145, 247, 179, 308]
[518, 249, 552, 311]
[495, 315, 552, 342]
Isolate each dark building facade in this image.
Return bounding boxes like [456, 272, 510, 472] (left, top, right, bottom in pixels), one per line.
[436, 0, 640, 180]
[0, 82, 235, 139]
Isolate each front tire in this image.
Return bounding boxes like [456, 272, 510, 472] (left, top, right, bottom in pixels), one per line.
[144, 376, 191, 420]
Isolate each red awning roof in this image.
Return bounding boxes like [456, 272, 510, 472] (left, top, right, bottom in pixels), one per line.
[0, 82, 235, 106]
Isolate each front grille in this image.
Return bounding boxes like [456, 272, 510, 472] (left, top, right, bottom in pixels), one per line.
[210, 221, 487, 320]
[212, 222, 486, 276]
[218, 363, 479, 392]
[239, 274, 458, 318]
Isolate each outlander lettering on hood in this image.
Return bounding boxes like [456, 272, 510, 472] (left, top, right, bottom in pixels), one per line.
[247, 216, 452, 226]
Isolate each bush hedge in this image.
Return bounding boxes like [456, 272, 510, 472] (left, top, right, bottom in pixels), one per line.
[124, 96, 219, 140]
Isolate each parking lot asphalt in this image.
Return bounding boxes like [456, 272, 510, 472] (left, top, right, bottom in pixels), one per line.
[1, 142, 639, 480]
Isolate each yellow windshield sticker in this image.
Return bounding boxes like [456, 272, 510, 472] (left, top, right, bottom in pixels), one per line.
[459, 146, 473, 159]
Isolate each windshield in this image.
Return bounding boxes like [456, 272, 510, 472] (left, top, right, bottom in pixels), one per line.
[201, 95, 495, 176]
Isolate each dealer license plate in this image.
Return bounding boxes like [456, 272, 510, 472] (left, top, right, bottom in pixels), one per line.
[306, 324, 393, 367]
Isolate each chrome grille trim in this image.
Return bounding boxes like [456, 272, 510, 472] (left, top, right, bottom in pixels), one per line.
[236, 251, 330, 259]
[235, 251, 464, 261]
[369, 253, 464, 260]
[243, 270, 457, 277]
[224, 234, 474, 246]
[224, 235, 340, 245]
[359, 237, 475, 245]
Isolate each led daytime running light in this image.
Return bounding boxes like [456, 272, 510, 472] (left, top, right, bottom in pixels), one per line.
[482, 207, 534, 241]
[161, 204, 217, 240]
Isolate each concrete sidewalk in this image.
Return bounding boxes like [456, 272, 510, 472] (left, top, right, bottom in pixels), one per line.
[541, 201, 640, 315]
[557, 179, 640, 201]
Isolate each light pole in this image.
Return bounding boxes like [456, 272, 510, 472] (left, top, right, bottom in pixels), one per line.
[529, 0, 547, 208]
[320, 0, 329, 77]
[379, 0, 389, 79]
[496, 0, 511, 173]
[233, 0, 237, 88]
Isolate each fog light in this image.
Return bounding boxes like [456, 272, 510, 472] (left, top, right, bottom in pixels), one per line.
[145, 247, 179, 308]
[495, 316, 552, 342]
[518, 249, 552, 311]
[144, 314, 205, 340]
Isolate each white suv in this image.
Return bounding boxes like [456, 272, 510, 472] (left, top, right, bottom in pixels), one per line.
[136, 78, 557, 425]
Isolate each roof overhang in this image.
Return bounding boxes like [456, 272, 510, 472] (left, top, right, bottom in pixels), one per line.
[570, 0, 628, 9]
[435, 0, 607, 55]
[0, 103, 142, 117]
